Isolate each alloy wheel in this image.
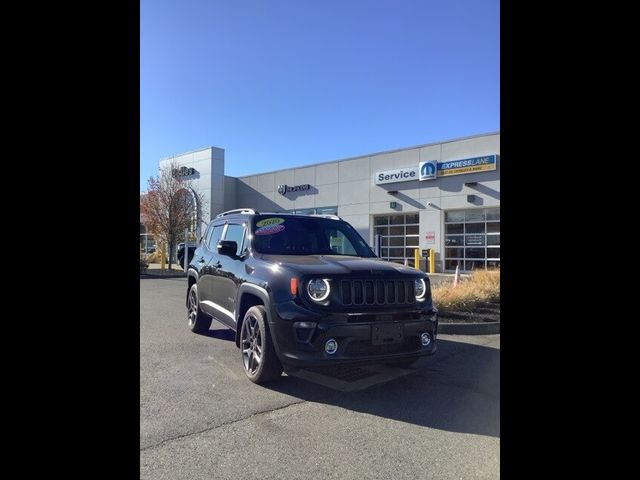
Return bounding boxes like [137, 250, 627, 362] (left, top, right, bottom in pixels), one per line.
[241, 315, 262, 375]
[188, 288, 198, 328]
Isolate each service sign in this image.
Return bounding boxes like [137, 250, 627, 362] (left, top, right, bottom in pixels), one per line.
[373, 154, 498, 185]
[438, 155, 497, 177]
[374, 167, 419, 185]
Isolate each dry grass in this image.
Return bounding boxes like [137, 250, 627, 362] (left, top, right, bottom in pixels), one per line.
[144, 251, 167, 264]
[432, 269, 500, 313]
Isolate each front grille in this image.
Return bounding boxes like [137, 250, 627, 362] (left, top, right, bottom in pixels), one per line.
[339, 279, 416, 306]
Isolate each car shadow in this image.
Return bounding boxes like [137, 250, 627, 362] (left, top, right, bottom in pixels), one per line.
[197, 327, 236, 341]
[265, 338, 500, 438]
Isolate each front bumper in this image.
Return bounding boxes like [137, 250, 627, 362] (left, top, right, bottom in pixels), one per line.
[268, 301, 438, 368]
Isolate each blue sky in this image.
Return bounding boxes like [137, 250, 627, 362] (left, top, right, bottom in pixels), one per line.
[140, 0, 499, 190]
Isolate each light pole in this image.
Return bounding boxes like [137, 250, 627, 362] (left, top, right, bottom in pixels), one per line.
[184, 228, 188, 273]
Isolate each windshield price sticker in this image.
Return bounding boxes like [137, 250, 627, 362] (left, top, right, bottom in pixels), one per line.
[255, 224, 285, 235]
[256, 218, 285, 227]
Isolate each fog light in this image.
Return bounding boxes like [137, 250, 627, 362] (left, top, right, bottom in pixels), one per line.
[325, 338, 338, 354]
[420, 332, 432, 347]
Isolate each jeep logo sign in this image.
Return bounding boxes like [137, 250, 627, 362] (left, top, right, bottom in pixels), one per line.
[277, 184, 311, 195]
[172, 166, 196, 178]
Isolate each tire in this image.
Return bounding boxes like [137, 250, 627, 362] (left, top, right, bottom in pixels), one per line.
[240, 306, 283, 384]
[386, 357, 420, 369]
[187, 283, 212, 333]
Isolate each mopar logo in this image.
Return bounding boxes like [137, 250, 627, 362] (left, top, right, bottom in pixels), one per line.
[277, 184, 311, 195]
[419, 160, 438, 181]
[421, 162, 435, 176]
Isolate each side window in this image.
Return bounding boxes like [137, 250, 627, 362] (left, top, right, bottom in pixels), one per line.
[203, 225, 214, 247]
[223, 223, 246, 256]
[207, 225, 224, 251]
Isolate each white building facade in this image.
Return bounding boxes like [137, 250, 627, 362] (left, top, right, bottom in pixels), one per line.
[158, 132, 500, 272]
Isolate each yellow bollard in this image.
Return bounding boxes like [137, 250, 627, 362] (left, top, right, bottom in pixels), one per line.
[414, 248, 420, 271]
[429, 249, 436, 274]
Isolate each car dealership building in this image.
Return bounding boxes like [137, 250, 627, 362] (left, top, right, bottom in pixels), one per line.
[158, 131, 499, 272]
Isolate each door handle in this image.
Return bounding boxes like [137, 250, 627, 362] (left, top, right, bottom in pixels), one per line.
[213, 261, 222, 269]
[197, 257, 206, 264]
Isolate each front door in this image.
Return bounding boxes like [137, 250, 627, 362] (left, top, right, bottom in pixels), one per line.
[211, 222, 247, 324]
[197, 223, 224, 305]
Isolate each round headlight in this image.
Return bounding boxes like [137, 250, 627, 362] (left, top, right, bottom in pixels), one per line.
[307, 279, 330, 302]
[415, 278, 427, 300]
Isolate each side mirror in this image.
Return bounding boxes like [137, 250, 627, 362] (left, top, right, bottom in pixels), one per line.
[217, 240, 237, 256]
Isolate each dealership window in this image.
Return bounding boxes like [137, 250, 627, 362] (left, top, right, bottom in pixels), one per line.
[373, 213, 420, 267]
[444, 208, 500, 271]
[140, 233, 156, 254]
[286, 206, 338, 215]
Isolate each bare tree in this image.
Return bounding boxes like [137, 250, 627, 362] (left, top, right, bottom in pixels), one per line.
[140, 161, 206, 270]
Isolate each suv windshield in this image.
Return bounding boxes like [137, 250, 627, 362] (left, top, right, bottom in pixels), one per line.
[251, 215, 376, 257]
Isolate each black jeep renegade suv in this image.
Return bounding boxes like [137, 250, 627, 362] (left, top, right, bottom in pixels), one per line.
[186, 208, 438, 384]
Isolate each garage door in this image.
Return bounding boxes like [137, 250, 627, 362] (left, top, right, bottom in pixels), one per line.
[373, 213, 420, 267]
[444, 207, 500, 271]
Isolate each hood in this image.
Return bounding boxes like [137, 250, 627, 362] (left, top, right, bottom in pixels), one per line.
[257, 254, 423, 277]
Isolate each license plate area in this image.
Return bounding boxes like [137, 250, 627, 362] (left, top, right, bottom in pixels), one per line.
[371, 323, 403, 345]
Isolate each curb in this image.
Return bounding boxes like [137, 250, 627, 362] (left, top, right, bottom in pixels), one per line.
[439, 321, 500, 335]
[140, 273, 186, 279]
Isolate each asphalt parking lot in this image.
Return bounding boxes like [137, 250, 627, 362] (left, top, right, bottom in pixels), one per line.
[140, 278, 500, 479]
